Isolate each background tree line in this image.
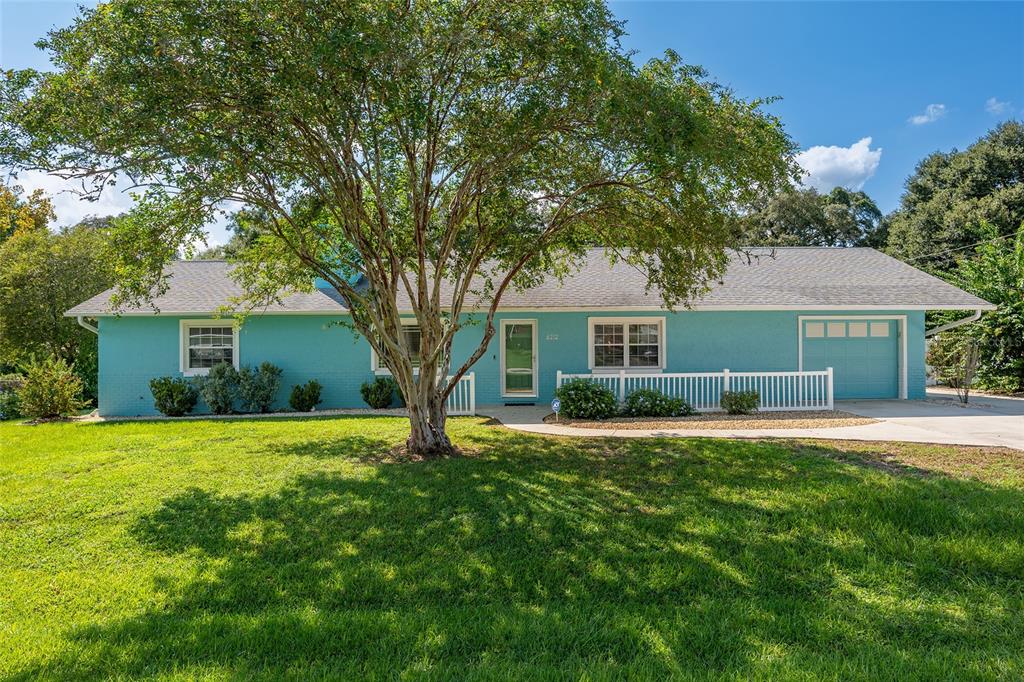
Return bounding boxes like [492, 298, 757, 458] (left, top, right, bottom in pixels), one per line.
[2, 120, 1021, 410]
[0, 184, 115, 404]
[738, 120, 1023, 393]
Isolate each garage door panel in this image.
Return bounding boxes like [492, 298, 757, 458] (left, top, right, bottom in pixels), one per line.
[802, 319, 899, 400]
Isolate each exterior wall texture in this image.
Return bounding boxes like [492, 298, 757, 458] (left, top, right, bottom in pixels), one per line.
[97, 309, 927, 416]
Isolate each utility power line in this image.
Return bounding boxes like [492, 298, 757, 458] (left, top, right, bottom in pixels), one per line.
[904, 232, 1012, 263]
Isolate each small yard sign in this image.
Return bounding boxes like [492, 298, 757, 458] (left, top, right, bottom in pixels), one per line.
[551, 398, 561, 422]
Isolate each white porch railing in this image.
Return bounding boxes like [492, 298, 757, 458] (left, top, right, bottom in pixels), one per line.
[446, 372, 476, 415]
[556, 368, 834, 412]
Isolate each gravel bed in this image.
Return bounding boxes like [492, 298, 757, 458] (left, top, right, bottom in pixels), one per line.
[72, 407, 409, 423]
[545, 410, 877, 430]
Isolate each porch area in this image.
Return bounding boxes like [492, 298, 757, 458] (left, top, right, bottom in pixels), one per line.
[452, 368, 836, 416]
[555, 368, 835, 412]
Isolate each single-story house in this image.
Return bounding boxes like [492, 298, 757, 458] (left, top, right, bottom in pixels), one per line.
[66, 247, 993, 417]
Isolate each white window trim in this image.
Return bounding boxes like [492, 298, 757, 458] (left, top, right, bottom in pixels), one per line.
[370, 319, 421, 375]
[798, 314, 907, 400]
[500, 319, 538, 398]
[587, 316, 666, 372]
[179, 319, 240, 377]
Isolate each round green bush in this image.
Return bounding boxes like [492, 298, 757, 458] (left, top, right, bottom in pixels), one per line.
[361, 376, 398, 409]
[194, 362, 239, 414]
[555, 379, 617, 420]
[720, 390, 759, 415]
[0, 389, 21, 420]
[289, 380, 323, 412]
[622, 388, 695, 418]
[0, 373, 24, 420]
[238, 362, 283, 413]
[149, 376, 199, 417]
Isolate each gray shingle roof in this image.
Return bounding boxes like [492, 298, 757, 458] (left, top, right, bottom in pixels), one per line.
[65, 247, 993, 317]
[65, 261, 350, 316]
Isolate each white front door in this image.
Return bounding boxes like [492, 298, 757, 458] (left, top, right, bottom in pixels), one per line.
[501, 320, 537, 398]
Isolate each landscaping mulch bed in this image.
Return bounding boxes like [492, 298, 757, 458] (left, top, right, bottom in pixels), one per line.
[544, 409, 877, 430]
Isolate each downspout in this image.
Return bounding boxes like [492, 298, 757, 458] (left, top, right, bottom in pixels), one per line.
[76, 316, 98, 335]
[925, 310, 983, 338]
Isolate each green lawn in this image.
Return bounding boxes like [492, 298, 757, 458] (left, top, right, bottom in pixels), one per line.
[1, 417, 1022, 680]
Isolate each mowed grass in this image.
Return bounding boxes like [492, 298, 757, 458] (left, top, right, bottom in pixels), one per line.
[1, 417, 1023, 681]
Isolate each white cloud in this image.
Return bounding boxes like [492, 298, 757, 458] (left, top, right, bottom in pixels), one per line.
[908, 103, 946, 125]
[7, 169, 234, 245]
[986, 97, 1011, 115]
[795, 137, 882, 192]
[10, 169, 137, 227]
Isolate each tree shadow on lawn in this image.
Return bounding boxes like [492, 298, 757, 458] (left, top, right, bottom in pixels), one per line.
[15, 429, 1024, 680]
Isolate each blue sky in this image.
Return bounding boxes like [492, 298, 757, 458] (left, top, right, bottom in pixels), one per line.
[2, 1, 1022, 243]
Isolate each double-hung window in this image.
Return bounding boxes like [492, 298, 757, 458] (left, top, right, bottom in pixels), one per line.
[372, 324, 421, 373]
[180, 321, 238, 376]
[401, 325, 422, 369]
[589, 318, 665, 370]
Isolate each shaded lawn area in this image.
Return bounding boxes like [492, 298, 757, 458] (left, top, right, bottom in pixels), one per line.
[1, 417, 1022, 680]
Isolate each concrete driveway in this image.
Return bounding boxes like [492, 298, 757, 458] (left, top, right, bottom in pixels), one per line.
[837, 390, 1023, 450]
[485, 389, 1023, 450]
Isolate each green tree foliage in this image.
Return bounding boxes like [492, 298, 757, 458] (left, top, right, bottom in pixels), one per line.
[193, 210, 264, 260]
[0, 220, 113, 402]
[741, 187, 885, 247]
[951, 223, 1024, 392]
[1, 0, 797, 454]
[926, 334, 980, 403]
[886, 121, 1024, 271]
[0, 182, 54, 243]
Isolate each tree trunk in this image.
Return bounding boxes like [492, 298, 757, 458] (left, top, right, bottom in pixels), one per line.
[406, 390, 455, 457]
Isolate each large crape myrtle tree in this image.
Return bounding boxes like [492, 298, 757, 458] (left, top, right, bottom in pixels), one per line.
[1, 0, 797, 455]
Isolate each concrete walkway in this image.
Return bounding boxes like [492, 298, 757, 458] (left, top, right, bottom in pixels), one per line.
[482, 390, 1024, 450]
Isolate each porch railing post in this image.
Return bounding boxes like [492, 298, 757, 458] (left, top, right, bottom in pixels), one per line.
[722, 368, 730, 393]
[469, 372, 476, 415]
[556, 370, 563, 391]
[619, 369, 626, 402]
[826, 367, 834, 410]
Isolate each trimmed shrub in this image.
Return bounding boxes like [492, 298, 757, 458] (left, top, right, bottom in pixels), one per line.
[621, 388, 696, 418]
[555, 379, 617, 420]
[0, 389, 20, 420]
[194, 361, 239, 414]
[289, 380, 323, 412]
[1, 373, 25, 420]
[976, 374, 1022, 394]
[149, 377, 199, 417]
[720, 390, 759, 415]
[238, 362, 283, 413]
[360, 376, 398, 409]
[17, 355, 86, 419]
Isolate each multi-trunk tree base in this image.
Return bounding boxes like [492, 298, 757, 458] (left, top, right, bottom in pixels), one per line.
[405, 404, 456, 457]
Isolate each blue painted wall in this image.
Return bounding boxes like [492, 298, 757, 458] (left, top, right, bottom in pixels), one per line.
[97, 309, 926, 416]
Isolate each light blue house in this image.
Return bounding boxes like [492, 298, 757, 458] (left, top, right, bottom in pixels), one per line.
[66, 248, 992, 416]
